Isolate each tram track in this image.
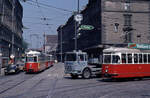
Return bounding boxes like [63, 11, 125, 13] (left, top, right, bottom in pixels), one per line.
[0, 63, 62, 97]
[0, 74, 36, 94]
[47, 64, 64, 98]
[53, 78, 150, 95]
[53, 78, 150, 98]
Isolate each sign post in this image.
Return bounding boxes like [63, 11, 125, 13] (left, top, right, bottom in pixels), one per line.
[74, 13, 83, 50]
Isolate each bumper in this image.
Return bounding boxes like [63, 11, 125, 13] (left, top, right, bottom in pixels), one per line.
[5, 69, 16, 73]
[27, 69, 34, 72]
[65, 70, 82, 75]
[103, 73, 118, 78]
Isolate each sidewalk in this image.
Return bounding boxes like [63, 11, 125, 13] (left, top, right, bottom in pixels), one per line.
[0, 68, 5, 76]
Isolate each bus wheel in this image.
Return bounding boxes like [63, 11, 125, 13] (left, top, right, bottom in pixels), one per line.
[82, 68, 91, 79]
[71, 74, 78, 79]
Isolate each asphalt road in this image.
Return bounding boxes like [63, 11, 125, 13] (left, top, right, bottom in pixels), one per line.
[0, 63, 150, 98]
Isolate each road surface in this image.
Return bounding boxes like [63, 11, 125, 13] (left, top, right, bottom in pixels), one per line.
[0, 63, 150, 98]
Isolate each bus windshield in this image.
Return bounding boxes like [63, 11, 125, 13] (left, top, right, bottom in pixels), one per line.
[66, 54, 76, 61]
[26, 57, 37, 62]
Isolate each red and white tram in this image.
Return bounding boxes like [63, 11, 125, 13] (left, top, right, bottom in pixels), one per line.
[45, 54, 54, 68]
[102, 47, 150, 79]
[25, 50, 47, 73]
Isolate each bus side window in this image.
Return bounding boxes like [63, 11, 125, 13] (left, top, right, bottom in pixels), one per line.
[139, 54, 143, 63]
[134, 54, 138, 64]
[143, 54, 148, 64]
[128, 54, 132, 64]
[148, 54, 150, 63]
[122, 54, 126, 64]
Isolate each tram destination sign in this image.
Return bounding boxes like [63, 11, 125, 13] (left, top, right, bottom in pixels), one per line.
[128, 43, 150, 50]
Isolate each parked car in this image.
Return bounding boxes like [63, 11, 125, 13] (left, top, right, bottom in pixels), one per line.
[5, 64, 20, 74]
[16, 61, 25, 71]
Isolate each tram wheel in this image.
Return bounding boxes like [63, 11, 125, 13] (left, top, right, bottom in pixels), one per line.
[82, 68, 91, 79]
[137, 77, 143, 80]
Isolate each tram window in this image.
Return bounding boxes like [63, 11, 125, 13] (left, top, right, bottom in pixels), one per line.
[127, 54, 132, 63]
[122, 54, 126, 64]
[104, 55, 111, 64]
[143, 54, 148, 63]
[139, 54, 143, 63]
[134, 54, 138, 64]
[148, 54, 150, 63]
[112, 55, 120, 64]
[26, 57, 37, 62]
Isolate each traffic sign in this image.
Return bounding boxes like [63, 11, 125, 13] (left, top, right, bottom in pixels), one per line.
[74, 14, 83, 22]
[10, 54, 15, 59]
[79, 25, 94, 30]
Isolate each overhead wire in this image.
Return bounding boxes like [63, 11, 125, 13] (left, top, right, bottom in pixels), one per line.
[29, 0, 73, 13]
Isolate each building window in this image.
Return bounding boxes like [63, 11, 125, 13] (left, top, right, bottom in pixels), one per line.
[124, 3, 130, 11]
[124, 14, 132, 26]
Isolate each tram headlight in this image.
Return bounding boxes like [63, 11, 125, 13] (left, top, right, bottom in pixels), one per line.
[38, 64, 40, 69]
[105, 69, 108, 73]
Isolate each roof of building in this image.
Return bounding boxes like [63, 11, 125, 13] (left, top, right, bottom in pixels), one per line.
[46, 35, 58, 44]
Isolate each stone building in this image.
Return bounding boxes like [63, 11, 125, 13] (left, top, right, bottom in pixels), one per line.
[45, 35, 57, 54]
[102, 0, 150, 44]
[0, 0, 23, 67]
[57, 0, 150, 58]
[57, 0, 101, 55]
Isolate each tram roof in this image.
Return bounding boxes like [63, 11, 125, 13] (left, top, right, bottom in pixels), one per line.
[66, 50, 87, 54]
[103, 47, 141, 53]
[26, 50, 41, 55]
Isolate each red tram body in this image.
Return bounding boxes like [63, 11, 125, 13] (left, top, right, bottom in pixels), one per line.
[45, 55, 54, 68]
[102, 47, 150, 79]
[25, 50, 54, 73]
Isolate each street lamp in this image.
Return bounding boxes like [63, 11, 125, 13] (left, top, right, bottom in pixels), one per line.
[74, 0, 81, 51]
[0, 51, 2, 74]
[11, 0, 15, 59]
[60, 25, 63, 62]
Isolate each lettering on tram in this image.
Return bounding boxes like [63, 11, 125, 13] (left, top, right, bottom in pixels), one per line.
[102, 47, 150, 79]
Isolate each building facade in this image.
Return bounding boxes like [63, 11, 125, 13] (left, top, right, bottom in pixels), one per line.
[0, 0, 23, 67]
[57, 0, 101, 54]
[102, 0, 150, 44]
[57, 0, 150, 58]
[45, 35, 57, 54]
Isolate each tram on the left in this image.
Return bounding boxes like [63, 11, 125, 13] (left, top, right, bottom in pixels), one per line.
[25, 50, 47, 73]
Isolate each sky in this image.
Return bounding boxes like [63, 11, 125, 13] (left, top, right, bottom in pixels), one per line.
[21, 0, 89, 49]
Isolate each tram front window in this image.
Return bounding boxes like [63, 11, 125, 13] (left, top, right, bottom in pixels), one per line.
[104, 55, 111, 64]
[66, 54, 76, 61]
[26, 57, 37, 62]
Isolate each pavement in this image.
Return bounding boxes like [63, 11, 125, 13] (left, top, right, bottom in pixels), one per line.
[0, 63, 150, 98]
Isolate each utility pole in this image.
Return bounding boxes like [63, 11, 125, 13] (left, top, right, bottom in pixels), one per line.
[1, 0, 5, 23]
[60, 25, 63, 62]
[43, 32, 46, 53]
[11, 0, 15, 60]
[74, 0, 80, 51]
